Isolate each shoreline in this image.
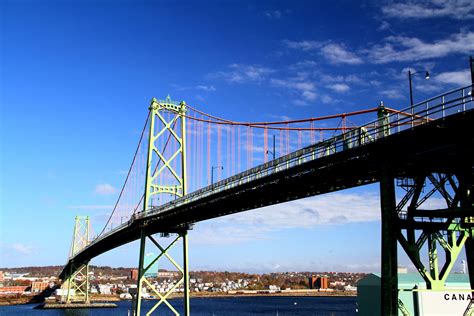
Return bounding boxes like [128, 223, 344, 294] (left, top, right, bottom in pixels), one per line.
[0, 290, 355, 306]
[190, 290, 355, 298]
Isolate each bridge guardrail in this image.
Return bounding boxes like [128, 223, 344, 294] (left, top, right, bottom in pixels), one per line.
[81, 85, 473, 253]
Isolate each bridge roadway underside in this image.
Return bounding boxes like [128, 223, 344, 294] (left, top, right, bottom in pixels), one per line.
[62, 110, 474, 278]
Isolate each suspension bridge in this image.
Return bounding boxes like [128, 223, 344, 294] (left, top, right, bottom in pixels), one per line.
[57, 81, 474, 315]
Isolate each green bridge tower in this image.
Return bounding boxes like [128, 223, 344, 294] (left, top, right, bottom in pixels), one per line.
[135, 96, 190, 316]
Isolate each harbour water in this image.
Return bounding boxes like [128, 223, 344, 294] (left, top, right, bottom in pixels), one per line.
[0, 296, 357, 315]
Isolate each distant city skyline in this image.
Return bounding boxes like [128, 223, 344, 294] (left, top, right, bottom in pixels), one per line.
[1, 0, 473, 272]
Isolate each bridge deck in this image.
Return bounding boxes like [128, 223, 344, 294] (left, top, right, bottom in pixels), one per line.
[61, 106, 474, 279]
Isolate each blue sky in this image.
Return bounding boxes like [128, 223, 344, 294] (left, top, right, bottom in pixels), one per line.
[1, 0, 473, 273]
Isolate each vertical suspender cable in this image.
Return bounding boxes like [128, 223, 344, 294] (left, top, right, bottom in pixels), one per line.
[217, 124, 222, 181]
[207, 122, 211, 185]
[298, 130, 302, 150]
[263, 127, 268, 163]
[226, 126, 230, 179]
[237, 126, 241, 173]
[279, 129, 283, 158]
[231, 126, 235, 176]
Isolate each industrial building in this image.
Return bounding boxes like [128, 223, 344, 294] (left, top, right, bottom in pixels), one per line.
[357, 273, 472, 315]
[309, 275, 328, 289]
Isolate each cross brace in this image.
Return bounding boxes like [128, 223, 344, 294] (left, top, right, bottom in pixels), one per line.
[62, 262, 89, 303]
[135, 230, 189, 316]
[397, 173, 474, 290]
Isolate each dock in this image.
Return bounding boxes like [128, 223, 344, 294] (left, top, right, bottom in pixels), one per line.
[36, 302, 117, 309]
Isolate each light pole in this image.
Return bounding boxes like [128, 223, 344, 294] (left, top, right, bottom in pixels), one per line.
[266, 135, 276, 161]
[408, 70, 430, 106]
[211, 165, 223, 185]
[408, 69, 430, 126]
[470, 56, 473, 86]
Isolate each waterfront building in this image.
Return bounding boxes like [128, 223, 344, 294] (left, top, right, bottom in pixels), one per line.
[309, 275, 328, 289]
[130, 269, 138, 281]
[0, 286, 29, 295]
[31, 281, 49, 293]
[357, 273, 471, 316]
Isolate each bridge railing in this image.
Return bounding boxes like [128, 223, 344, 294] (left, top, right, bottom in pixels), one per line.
[78, 85, 473, 253]
[142, 85, 473, 214]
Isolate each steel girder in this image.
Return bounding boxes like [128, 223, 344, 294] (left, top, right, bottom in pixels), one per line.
[397, 173, 474, 290]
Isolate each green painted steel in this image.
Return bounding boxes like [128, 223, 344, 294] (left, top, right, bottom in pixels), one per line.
[136, 230, 147, 316]
[397, 173, 474, 292]
[399, 226, 471, 290]
[183, 232, 190, 316]
[143, 96, 187, 214]
[62, 216, 90, 304]
[136, 96, 189, 316]
[398, 298, 410, 316]
[64, 263, 89, 303]
[135, 232, 188, 316]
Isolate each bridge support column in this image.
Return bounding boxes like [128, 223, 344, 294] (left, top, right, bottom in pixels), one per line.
[62, 262, 90, 304]
[459, 169, 474, 290]
[380, 163, 398, 315]
[183, 231, 190, 316]
[396, 173, 474, 313]
[467, 56, 474, 290]
[135, 229, 190, 316]
[61, 215, 91, 304]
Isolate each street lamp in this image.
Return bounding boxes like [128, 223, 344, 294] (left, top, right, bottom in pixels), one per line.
[266, 135, 276, 161]
[211, 165, 223, 185]
[408, 69, 430, 106]
[408, 69, 430, 127]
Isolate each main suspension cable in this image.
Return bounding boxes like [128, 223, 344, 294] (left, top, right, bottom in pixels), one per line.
[99, 113, 150, 237]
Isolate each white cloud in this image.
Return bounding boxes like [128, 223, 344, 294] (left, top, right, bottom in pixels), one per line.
[367, 31, 474, 63]
[283, 40, 322, 51]
[191, 192, 381, 246]
[210, 64, 274, 84]
[270, 78, 317, 104]
[289, 60, 318, 69]
[435, 70, 471, 86]
[320, 74, 366, 88]
[192, 224, 272, 245]
[382, 0, 474, 20]
[345, 74, 364, 84]
[285, 32, 472, 65]
[320, 43, 363, 65]
[11, 243, 36, 255]
[172, 84, 216, 92]
[284, 40, 363, 65]
[321, 95, 333, 104]
[94, 183, 117, 195]
[378, 20, 391, 31]
[229, 192, 381, 228]
[191, 191, 449, 247]
[328, 83, 350, 93]
[302, 90, 317, 101]
[264, 10, 282, 19]
[196, 85, 216, 92]
[269, 114, 293, 121]
[380, 88, 406, 100]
